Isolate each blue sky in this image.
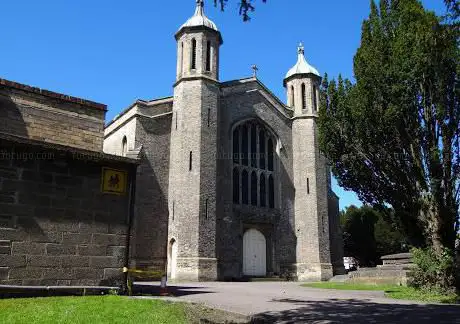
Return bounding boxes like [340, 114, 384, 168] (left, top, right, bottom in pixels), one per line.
[1, 0, 447, 209]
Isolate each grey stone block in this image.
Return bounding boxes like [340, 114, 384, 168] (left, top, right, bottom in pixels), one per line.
[0, 267, 9, 280]
[61, 256, 90, 268]
[12, 242, 46, 255]
[77, 245, 107, 256]
[62, 233, 91, 245]
[73, 268, 104, 280]
[46, 244, 77, 256]
[91, 234, 125, 246]
[27, 256, 61, 267]
[9, 267, 43, 279]
[90, 257, 122, 269]
[0, 255, 26, 267]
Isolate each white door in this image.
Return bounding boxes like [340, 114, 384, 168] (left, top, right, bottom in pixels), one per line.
[169, 240, 178, 279]
[243, 229, 267, 276]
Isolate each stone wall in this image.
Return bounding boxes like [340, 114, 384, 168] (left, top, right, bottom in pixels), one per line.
[217, 78, 296, 279]
[0, 137, 136, 286]
[0, 79, 106, 152]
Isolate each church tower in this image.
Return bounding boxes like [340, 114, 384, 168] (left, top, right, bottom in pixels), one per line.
[284, 44, 333, 281]
[167, 0, 222, 281]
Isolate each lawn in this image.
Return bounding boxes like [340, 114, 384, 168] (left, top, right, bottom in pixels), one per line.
[0, 295, 187, 324]
[302, 282, 459, 304]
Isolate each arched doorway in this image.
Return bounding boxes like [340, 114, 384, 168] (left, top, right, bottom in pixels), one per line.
[243, 229, 267, 276]
[167, 239, 178, 279]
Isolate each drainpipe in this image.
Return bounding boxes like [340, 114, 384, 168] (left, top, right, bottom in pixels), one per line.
[122, 165, 137, 295]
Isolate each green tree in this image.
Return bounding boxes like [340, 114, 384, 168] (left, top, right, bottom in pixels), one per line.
[342, 205, 407, 266]
[319, 0, 459, 264]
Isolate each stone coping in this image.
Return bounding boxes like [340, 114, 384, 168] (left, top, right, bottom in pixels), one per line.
[0, 78, 107, 111]
[0, 132, 140, 165]
[381, 253, 412, 260]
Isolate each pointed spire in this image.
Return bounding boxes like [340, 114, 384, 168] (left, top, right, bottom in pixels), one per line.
[177, 0, 219, 33]
[284, 42, 320, 83]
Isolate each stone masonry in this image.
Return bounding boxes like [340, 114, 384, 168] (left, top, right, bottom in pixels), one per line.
[0, 77, 138, 286]
[103, 1, 345, 281]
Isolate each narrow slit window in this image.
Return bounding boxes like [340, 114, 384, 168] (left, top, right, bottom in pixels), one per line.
[191, 38, 197, 70]
[205, 199, 209, 219]
[207, 108, 211, 127]
[313, 85, 318, 112]
[307, 177, 310, 194]
[180, 42, 184, 75]
[189, 151, 193, 171]
[206, 41, 211, 71]
[290, 85, 295, 107]
[122, 136, 127, 157]
[302, 83, 307, 110]
[175, 112, 178, 130]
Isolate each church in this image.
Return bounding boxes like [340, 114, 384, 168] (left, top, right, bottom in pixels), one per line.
[104, 0, 344, 281]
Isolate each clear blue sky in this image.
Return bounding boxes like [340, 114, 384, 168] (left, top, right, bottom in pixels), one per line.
[1, 0, 446, 209]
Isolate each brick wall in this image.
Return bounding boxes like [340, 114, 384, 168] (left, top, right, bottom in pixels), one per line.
[0, 138, 136, 286]
[0, 79, 106, 152]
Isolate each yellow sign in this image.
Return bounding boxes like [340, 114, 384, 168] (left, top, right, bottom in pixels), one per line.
[101, 168, 127, 195]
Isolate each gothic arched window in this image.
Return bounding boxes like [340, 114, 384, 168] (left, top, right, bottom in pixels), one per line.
[232, 120, 277, 208]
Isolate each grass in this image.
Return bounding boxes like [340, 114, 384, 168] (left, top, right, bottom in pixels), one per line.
[0, 295, 187, 324]
[302, 282, 459, 304]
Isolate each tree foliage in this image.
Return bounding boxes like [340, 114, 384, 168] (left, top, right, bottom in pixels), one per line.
[319, 0, 459, 257]
[341, 205, 407, 266]
[213, 0, 266, 21]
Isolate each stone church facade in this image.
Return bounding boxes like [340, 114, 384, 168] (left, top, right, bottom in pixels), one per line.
[104, 1, 344, 281]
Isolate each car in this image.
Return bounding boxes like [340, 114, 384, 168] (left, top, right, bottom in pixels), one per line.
[343, 256, 358, 272]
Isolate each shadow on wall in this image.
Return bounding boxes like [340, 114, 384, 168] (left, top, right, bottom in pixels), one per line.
[252, 298, 460, 324]
[0, 91, 28, 138]
[130, 117, 171, 269]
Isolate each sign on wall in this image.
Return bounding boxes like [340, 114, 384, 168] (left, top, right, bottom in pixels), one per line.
[101, 167, 128, 195]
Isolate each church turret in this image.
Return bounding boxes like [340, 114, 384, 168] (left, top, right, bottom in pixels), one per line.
[286, 44, 333, 281]
[167, 0, 221, 281]
[284, 43, 320, 117]
[175, 0, 223, 82]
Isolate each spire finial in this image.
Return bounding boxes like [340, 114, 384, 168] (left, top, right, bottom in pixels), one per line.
[195, 0, 205, 16]
[298, 42, 305, 55]
[251, 64, 259, 78]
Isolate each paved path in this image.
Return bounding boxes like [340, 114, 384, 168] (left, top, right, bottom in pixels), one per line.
[136, 281, 460, 323]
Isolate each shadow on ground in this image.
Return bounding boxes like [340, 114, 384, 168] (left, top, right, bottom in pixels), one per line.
[133, 284, 215, 297]
[251, 298, 460, 324]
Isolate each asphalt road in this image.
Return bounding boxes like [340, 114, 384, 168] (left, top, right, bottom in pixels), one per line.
[136, 281, 460, 323]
